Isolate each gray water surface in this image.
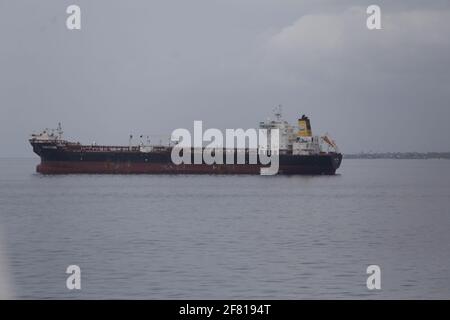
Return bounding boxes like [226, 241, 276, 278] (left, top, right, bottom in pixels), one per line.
[0, 158, 449, 299]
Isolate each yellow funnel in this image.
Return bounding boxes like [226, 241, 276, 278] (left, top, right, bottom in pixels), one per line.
[298, 115, 312, 137]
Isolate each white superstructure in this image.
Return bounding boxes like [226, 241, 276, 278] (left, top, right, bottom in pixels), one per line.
[30, 123, 64, 142]
[259, 107, 339, 155]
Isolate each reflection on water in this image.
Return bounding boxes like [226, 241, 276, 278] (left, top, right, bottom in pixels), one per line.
[0, 158, 449, 299]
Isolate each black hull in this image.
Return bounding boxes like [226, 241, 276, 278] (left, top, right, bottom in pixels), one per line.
[31, 141, 342, 175]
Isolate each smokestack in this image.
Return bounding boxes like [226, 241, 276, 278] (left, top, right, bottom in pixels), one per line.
[298, 115, 312, 137]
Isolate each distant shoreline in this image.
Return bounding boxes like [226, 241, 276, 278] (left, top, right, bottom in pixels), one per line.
[344, 152, 450, 159]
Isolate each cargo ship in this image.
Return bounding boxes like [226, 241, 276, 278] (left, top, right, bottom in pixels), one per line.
[29, 110, 342, 175]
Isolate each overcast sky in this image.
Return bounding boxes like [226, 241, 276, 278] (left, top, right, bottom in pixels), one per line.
[1, 0, 450, 156]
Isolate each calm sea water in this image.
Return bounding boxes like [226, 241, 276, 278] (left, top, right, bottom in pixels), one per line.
[0, 157, 449, 299]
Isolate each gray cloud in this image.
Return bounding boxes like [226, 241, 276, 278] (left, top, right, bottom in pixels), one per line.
[261, 6, 450, 152]
[1, 1, 449, 156]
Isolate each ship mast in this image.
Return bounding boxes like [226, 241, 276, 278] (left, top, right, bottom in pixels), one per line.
[274, 104, 282, 121]
[57, 122, 63, 140]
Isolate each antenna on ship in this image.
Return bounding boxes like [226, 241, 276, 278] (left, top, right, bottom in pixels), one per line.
[129, 134, 133, 150]
[274, 104, 282, 121]
[57, 122, 63, 140]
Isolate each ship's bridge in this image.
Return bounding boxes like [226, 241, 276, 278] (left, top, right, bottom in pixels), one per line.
[259, 108, 296, 152]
